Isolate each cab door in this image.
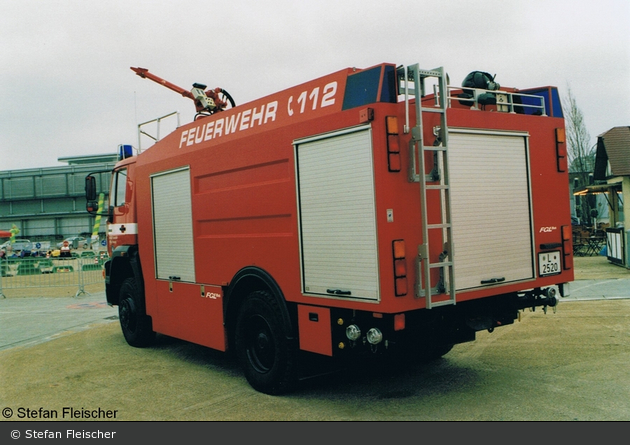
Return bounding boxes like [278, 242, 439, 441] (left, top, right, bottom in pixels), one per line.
[108, 163, 138, 253]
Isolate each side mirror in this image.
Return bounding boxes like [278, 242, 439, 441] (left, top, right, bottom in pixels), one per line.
[85, 175, 97, 201]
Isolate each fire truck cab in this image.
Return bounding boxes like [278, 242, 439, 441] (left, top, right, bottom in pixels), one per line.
[86, 63, 573, 394]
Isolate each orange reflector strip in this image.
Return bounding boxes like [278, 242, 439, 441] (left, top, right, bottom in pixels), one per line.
[556, 127, 566, 143]
[394, 313, 405, 331]
[386, 116, 398, 135]
[393, 240, 405, 259]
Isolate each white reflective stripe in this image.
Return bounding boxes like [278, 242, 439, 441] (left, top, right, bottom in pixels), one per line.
[108, 223, 138, 235]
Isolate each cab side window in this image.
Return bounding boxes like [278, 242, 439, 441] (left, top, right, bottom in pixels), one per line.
[112, 168, 128, 207]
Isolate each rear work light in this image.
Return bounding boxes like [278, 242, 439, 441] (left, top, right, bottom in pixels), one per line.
[386, 116, 401, 172]
[392, 239, 408, 296]
[345, 324, 361, 341]
[366, 328, 383, 345]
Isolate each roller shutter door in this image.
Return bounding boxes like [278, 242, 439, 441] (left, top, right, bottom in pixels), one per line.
[296, 126, 379, 301]
[448, 131, 534, 291]
[151, 167, 196, 282]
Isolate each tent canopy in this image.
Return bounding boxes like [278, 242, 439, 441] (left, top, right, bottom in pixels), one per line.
[573, 183, 622, 196]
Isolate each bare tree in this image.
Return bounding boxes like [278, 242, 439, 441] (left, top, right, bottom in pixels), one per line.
[563, 85, 596, 225]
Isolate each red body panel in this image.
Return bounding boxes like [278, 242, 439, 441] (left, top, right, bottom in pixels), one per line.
[298, 305, 333, 356]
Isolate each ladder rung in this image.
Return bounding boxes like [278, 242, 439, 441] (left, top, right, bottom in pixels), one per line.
[424, 146, 447, 152]
[426, 184, 450, 190]
[420, 107, 447, 114]
[428, 299, 456, 308]
[428, 260, 453, 269]
[427, 223, 451, 230]
[417, 287, 455, 299]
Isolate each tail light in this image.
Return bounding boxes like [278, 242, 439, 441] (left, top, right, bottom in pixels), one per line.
[394, 313, 405, 331]
[393, 239, 407, 296]
[561, 225, 573, 270]
[386, 116, 401, 172]
[556, 128, 567, 172]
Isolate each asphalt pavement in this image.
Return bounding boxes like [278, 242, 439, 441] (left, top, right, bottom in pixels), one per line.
[0, 291, 117, 352]
[564, 279, 630, 301]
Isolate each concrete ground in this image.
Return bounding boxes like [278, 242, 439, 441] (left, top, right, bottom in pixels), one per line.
[0, 255, 629, 421]
[572, 255, 630, 281]
[565, 255, 630, 300]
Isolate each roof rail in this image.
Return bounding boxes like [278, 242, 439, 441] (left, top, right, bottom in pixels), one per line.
[446, 86, 547, 116]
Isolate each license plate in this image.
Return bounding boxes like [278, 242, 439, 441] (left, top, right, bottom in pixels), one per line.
[539, 251, 561, 276]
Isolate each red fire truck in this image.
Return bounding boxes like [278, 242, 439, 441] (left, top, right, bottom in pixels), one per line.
[86, 63, 573, 394]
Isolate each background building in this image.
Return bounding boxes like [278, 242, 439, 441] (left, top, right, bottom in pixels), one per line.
[575, 126, 630, 267]
[0, 154, 116, 248]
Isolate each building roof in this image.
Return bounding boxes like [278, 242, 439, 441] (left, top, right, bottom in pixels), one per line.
[57, 153, 119, 165]
[594, 126, 630, 179]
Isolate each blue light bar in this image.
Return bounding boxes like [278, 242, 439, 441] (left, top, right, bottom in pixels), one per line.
[118, 144, 134, 159]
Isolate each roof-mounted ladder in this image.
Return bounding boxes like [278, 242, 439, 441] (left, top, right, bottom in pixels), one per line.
[398, 65, 456, 309]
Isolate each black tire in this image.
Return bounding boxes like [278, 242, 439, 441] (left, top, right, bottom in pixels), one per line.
[234, 290, 297, 395]
[118, 277, 155, 347]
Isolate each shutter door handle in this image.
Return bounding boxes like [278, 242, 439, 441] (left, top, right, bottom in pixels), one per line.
[480, 277, 505, 285]
[326, 289, 352, 296]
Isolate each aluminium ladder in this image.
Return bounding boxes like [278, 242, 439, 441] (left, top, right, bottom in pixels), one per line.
[398, 64, 456, 309]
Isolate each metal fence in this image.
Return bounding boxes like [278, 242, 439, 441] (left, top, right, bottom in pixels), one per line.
[0, 253, 108, 298]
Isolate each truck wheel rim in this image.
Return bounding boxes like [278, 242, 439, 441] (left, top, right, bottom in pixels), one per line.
[120, 299, 136, 333]
[245, 315, 275, 374]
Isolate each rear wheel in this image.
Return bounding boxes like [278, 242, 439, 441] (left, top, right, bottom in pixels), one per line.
[119, 277, 155, 347]
[235, 290, 297, 395]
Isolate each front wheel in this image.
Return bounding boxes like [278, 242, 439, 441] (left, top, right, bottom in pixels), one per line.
[235, 290, 297, 395]
[118, 277, 155, 347]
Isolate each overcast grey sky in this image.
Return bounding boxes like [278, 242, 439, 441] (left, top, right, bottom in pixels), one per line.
[1, 0, 629, 172]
